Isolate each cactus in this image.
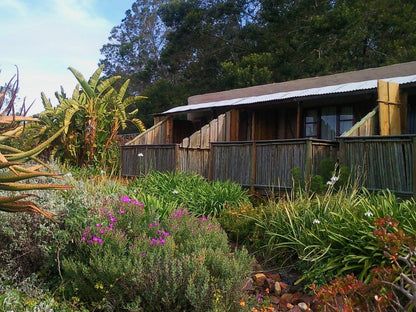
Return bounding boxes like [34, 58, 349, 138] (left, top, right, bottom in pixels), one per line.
[0, 70, 71, 221]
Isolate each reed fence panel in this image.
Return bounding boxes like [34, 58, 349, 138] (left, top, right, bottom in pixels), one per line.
[121, 144, 177, 176]
[211, 139, 337, 189]
[339, 135, 415, 195]
[211, 142, 253, 185]
[178, 148, 210, 178]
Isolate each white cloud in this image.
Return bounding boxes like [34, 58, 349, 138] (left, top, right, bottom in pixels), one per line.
[0, 0, 116, 114]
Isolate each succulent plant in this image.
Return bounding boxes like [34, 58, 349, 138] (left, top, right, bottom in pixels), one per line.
[0, 69, 71, 221]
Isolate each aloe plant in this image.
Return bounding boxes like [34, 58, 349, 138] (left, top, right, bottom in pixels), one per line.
[0, 71, 71, 221]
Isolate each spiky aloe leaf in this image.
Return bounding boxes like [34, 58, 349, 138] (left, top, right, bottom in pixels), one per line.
[0, 116, 39, 124]
[0, 194, 34, 203]
[4, 123, 68, 161]
[0, 170, 58, 183]
[0, 182, 71, 191]
[0, 200, 60, 221]
[0, 126, 24, 142]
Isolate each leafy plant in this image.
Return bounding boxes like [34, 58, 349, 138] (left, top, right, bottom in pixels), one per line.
[0, 71, 71, 220]
[127, 171, 250, 217]
[39, 65, 146, 170]
[61, 196, 253, 311]
[254, 187, 416, 287]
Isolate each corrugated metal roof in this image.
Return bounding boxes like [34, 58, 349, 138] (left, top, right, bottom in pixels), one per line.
[161, 74, 416, 115]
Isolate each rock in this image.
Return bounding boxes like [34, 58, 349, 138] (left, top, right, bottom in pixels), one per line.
[253, 273, 267, 287]
[288, 306, 302, 312]
[279, 282, 289, 291]
[265, 278, 275, 291]
[280, 293, 294, 308]
[292, 292, 304, 304]
[298, 302, 308, 311]
[270, 296, 280, 305]
[274, 281, 282, 295]
[265, 272, 281, 281]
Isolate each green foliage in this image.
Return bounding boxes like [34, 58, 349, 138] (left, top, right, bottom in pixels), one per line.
[61, 197, 253, 311]
[0, 71, 71, 220]
[220, 53, 275, 89]
[39, 65, 146, 171]
[126, 171, 250, 217]
[254, 188, 416, 287]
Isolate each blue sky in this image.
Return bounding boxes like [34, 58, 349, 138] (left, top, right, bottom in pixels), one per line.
[0, 0, 134, 114]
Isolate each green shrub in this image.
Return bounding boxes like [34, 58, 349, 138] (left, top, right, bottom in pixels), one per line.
[61, 195, 253, 311]
[127, 171, 250, 217]
[254, 188, 416, 287]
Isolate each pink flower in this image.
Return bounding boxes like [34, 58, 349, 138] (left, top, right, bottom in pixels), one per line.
[122, 195, 131, 203]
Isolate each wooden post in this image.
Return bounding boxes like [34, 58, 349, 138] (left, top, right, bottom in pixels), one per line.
[378, 80, 401, 135]
[251, 111, 256, 140]
[401, 92, 408, 134]
[304, 139, 312, 190]
[251, 142, 257, 193]
[230, 109, 239, 141]
[174, 144, 180, 173]
[166, 117, 174, 143]
[412, 137, 416, 199]
[208, 143, 214, 181]
[297, 102, 302, 138]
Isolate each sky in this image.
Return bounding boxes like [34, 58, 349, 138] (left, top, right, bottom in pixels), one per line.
[0, 0, 135, 114]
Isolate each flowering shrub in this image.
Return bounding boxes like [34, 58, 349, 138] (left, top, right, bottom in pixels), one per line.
[313, 216, 416, 311]
[62, 195, 253, 311]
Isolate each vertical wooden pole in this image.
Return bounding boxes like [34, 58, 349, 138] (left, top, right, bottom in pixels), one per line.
[412, 137, 416, 199]
[251, 142, 257, 193]
[251, 111, 256, 140]
[230, 109, 239, 141]
[208, 143, 214, 181]
[297, 102, 302, 138]
[304, 139, 312, 190]
[174, 144, 180, 173]
[378, 80, 401, 135]
[401, 92, 408, 134]
[166, 116, 174, 143]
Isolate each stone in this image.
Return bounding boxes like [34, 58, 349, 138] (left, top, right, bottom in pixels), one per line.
[253, 273, 267, 287]
[292, 292, 304, 304]
[274, 281, 282, 295]
[280, 293, 294, 308]
[298, 302, 308, 311]
[270, 296, 280, 305]
[288, 306, 302, 312]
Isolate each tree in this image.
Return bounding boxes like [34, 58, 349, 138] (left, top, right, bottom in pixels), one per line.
[40, 66, 146, 169]
[99, 0, 170, 93]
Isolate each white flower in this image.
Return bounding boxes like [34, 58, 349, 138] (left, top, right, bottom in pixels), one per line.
[326, 175, 339, 185]
[101, 170, 105, 174]
[172, 190, 179, 194]
[364, 211, 374, 217]
[64, 172, 72, 177]
[138, 153, 144, 157]
[313, 219, 321, 224]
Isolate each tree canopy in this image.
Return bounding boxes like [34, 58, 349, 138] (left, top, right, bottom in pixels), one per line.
[100, 0, 416, 127]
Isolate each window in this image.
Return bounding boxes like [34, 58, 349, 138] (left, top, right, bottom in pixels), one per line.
[339, 106, 354, 135]
[304, 106, 354, 139]
[305, 110, 318, 138]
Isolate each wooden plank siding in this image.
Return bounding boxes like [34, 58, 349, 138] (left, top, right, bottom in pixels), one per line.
[339, 135, 415, 195]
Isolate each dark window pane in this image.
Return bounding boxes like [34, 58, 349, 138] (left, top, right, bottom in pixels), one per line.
[321, 107, 336, 139]
[340, 106, 353, 121]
